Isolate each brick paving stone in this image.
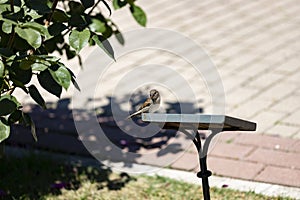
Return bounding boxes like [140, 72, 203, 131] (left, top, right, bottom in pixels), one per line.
[228, 98, 273, 119]
[246, 148, 300, 169]
[8, 126, 90, 156]
[185, 143, 198, 155]
[292, 130, 300, 139]
[265, 124, 299, 138]
[209, 143, 254, 160]
[234, 133, 297, 151]
[171, 152, 199, 171]
[213, 131, 240, 143]
[221, 74, 251, 93]
[286, 70, 300, 84]
[225, 87, 259, 107]
[235, 61, 272, 79]
[247, 72, 284, 89]
[136, 133, 194, 168]
[256, 81, 298, 102]
[172, 133, 195, 153]
[274, 57, 300, 74]
[282, 108, 300, 126]
[136, 148, 185, 168]
[250, 110, 287, 133]
[269, 94, 300, 114]
[288, 140, 300, 153]
[207, 157, 264, 180]
[254, 166, 300, 187]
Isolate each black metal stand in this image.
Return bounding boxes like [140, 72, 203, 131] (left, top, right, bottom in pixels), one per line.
[198, 156, 212, 200]
[141, 113, 257, 200]
[189, 129, 220, 200]
[179, 128, 219, 200]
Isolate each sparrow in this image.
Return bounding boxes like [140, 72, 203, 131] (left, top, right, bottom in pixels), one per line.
[127, 89, 160, 119]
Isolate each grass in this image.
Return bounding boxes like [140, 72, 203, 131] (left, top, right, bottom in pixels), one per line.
[0, 153, 294, 200]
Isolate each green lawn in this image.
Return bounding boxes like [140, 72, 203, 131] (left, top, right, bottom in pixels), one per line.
[0, 153, 294, 200]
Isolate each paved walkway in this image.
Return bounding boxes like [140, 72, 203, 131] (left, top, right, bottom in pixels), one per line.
[10, 0, 300, 193]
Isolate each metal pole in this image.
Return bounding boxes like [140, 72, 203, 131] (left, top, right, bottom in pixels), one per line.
[192, 131, 211, 200]
[198, 156, 212, 200]
[180, 128, 212, 200]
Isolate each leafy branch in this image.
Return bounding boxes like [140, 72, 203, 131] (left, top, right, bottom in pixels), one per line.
[0, 0, 147, 143]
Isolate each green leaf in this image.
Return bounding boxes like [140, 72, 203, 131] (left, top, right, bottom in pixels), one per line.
[0, 48, 14, 58]
[92, 34, 115, 60]
[29, 55, 60, 63]
[25, 8, 42, 20]
[8, 110, 22, 124]
[48, 23, 67, 36]
[130, 4, 147, 27]
[69, 1, 85, 15]
[0, 61, 3, 90]
[11, 78, 28, 93]
[28, 85, 46, 109]
[67, 68, 80, 91]
[15, 27, 42, 49]
[69, 15, 87, 28]
[19, 59, 34, 70]
[21, 113, 37, 142]
[0, 0, 9, 4]
[63, 44, 76, 60]
[52, 9, 69, 22]
[37, 69, 62, 98]
[0, 17, 18, 25]
[0, 60, 4, 79]
[0, 118, 10, 143]
[9, 64, 32, 84]
[69, 29, 90, 53]
[102, 24, 113, 38]
[25, 0, 51, 14]
[50, 65, 71, 90]
[112, 0, 127, 10]
[27, 55, 54, 69]
[1, 94, 21, 108]
[0, 4, 10, 13]
[2, 20, 12, 34]
[4, 7, 25, 21]
[89, 18, 106, 33]
[114, 30, 125, 45]
[31, 63, 48, 71]
[44, 35, 64, 53]
[30, 118, 37, 142]
[22, 22, 51, 39]
[80, 0, 94, 8]
[0, 96, 17, 116]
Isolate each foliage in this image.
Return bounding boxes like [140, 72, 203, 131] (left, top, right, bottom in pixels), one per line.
[0, 0, 147, 143]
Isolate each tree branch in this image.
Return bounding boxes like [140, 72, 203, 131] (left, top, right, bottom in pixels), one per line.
[7, 86, 16, 95]
[7, 0, 15, 49]
[10, 0, 14, 12]
[88, 0, 102, 15]
[46, 0, 59, 26]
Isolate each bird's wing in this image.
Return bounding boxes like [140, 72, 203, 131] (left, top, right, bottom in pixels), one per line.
[138, 98, 152, 111]
[127, 98, 152, 119]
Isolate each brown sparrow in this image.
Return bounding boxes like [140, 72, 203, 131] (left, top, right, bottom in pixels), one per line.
[127, 89, 160, 119]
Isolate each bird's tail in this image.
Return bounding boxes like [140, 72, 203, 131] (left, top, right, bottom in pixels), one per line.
[126, 107, 149, 120]
[126, 110, 143, 120]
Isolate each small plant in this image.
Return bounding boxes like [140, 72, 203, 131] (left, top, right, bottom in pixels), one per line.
[0, 0, 147, 143]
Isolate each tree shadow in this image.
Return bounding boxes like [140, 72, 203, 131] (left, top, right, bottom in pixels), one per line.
[7, 91, 205, 168]
[0, 153, 134, 199]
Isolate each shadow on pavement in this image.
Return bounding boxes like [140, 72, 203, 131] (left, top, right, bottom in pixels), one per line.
[7, 92, 204, 169]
